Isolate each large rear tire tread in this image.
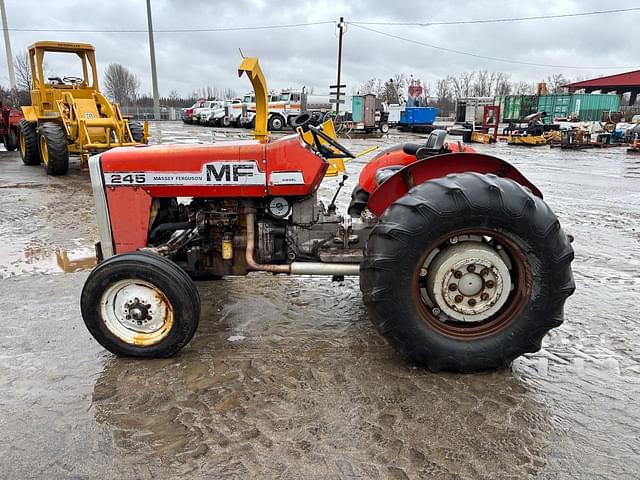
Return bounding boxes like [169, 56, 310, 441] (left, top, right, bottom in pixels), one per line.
[81, 251, 201, 358]
[360, 172, 575, 373]
[39, 122, 69, 176]
[18, 119, 40, 165]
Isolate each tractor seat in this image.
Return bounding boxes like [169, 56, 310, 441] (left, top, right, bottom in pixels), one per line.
[402, 143, 422, 155]
[403, 130, 449, 158]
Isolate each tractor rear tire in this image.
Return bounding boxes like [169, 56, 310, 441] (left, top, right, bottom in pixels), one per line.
[38, 122, 69, 176]
[129, 121, 145, 143]
[360, 172, 575, 373]
[81, 251, 201, 357]
[18, 119, 40, 165]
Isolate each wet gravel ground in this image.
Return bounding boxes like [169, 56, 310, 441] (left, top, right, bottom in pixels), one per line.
[1, 121, 639, 479]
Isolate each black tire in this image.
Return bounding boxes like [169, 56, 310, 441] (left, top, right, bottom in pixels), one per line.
[220, 116, 231, 128]
[4, 127, 18, 151]
[129, 121, 145, 143]
[379, 122, 390, 134]
[360, 172, 575, 373]
[81, 251, 201, 357]
[268, 114, 285, 131]
[38, 122, 69, 175]
[18, 119, 40, 165]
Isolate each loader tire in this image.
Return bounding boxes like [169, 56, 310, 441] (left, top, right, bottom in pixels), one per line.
[81, 251, 201, 358]
[129, 121, 145, 143]
[38, 122, 69, 175]
[18, 119, 40, 165]
[360, 172, 575, 373]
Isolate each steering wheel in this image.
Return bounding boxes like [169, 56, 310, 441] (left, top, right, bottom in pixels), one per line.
[63, 76, 84, 84]
[47, 76, 64, 84]
[307, 124, 355, 159]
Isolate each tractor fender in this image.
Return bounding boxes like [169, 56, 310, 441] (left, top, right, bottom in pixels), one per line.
[20, 106, 37, 123]
[366, 152, 542, 217]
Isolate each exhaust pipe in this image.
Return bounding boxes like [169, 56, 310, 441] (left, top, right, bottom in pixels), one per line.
[245, 213, 360, 276]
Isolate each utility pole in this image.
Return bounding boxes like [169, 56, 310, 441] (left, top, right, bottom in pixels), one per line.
[146, 0, 160, 120]
[0, 0, 16, 90]
[334, 17, 345, 117]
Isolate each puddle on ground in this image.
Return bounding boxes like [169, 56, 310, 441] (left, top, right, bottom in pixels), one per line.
[0, 240, 96, 278]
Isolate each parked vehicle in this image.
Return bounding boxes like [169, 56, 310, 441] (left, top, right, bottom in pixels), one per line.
[192, 100, 221, 125]
[18, 41, 147, 175]
[79, 57, 574, 373]
[182, 100, 206, 124]
[0, 103, 23, 151]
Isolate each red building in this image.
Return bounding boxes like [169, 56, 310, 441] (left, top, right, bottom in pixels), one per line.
[564, 70, 640, 105]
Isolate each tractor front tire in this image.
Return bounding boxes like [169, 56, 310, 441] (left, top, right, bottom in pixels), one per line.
[360, 172, 575, 373]
[129, 121, 145, 143]
[81, 251, 201, 357]
[18, 119, 40, 165]
[38, 122, 69, 176]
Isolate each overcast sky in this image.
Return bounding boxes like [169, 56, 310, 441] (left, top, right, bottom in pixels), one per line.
[2, 0, 639, 98]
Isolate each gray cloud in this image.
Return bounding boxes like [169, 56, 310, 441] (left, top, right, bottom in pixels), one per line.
[2, 0, 638, 97]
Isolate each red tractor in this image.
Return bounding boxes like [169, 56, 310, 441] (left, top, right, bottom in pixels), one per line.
[80, 58, 575, 372]
[0, 103, 23, 152]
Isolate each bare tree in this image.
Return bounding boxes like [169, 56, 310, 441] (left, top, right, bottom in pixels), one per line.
[472, 70, 491, 96]
[513, 81, 534, 95]
[103, 63, 140, 105]
[358, 78, 383, 96]
[14, 52, 32, 91]
[546, 74, 568, 94]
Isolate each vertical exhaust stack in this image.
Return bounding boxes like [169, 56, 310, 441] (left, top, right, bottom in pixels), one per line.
[238, 57, 269, 142]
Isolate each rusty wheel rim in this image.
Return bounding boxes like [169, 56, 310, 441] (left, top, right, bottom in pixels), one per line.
[100, 279, 174, 346]
[414, 228, 531, 340]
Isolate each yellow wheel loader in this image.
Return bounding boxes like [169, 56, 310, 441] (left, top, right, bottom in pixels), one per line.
[18, 41, 148, 176]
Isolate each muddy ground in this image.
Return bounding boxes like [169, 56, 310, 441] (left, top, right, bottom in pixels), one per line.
[1, 121, 639, 479]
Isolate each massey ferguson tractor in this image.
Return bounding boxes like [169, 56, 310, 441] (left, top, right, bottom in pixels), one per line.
[80, 57, 575, 372]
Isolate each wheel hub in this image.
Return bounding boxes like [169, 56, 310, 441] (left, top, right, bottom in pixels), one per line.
[425, 241, 512, 323]
[100, 280, 173, 343]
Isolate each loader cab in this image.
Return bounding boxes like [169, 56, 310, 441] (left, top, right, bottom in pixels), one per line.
[26, 41, 99, 115]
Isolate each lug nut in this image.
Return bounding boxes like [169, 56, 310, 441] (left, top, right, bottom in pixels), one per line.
[486, 280, 495, 289]
[448, 284, 458, 291]
[420, 268, 427, 277]
[480, 268, 490, 277]
[454, 295, 463, 303]
[432, 307, 441, 316]
[467, 264, 476, 273]
[454, 270, 463, 279]
[480, 293, 490, 301]
[468, 298, 477, 307]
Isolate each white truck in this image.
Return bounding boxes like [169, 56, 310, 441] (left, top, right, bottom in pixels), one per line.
[192, 100, 222, 125]
[238, 89, 354, 130]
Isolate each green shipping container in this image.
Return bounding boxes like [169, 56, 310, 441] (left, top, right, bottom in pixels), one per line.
[496, 95, 538, 122]
[570, 94, 620, 121]
[537, 94, 621, 123]
[537, 95, 572, 123]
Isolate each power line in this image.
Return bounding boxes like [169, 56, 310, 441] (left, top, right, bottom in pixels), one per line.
[350, 7, 640, 27]
[4, 20, 335, 33]
[349, 23, 640, 70]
